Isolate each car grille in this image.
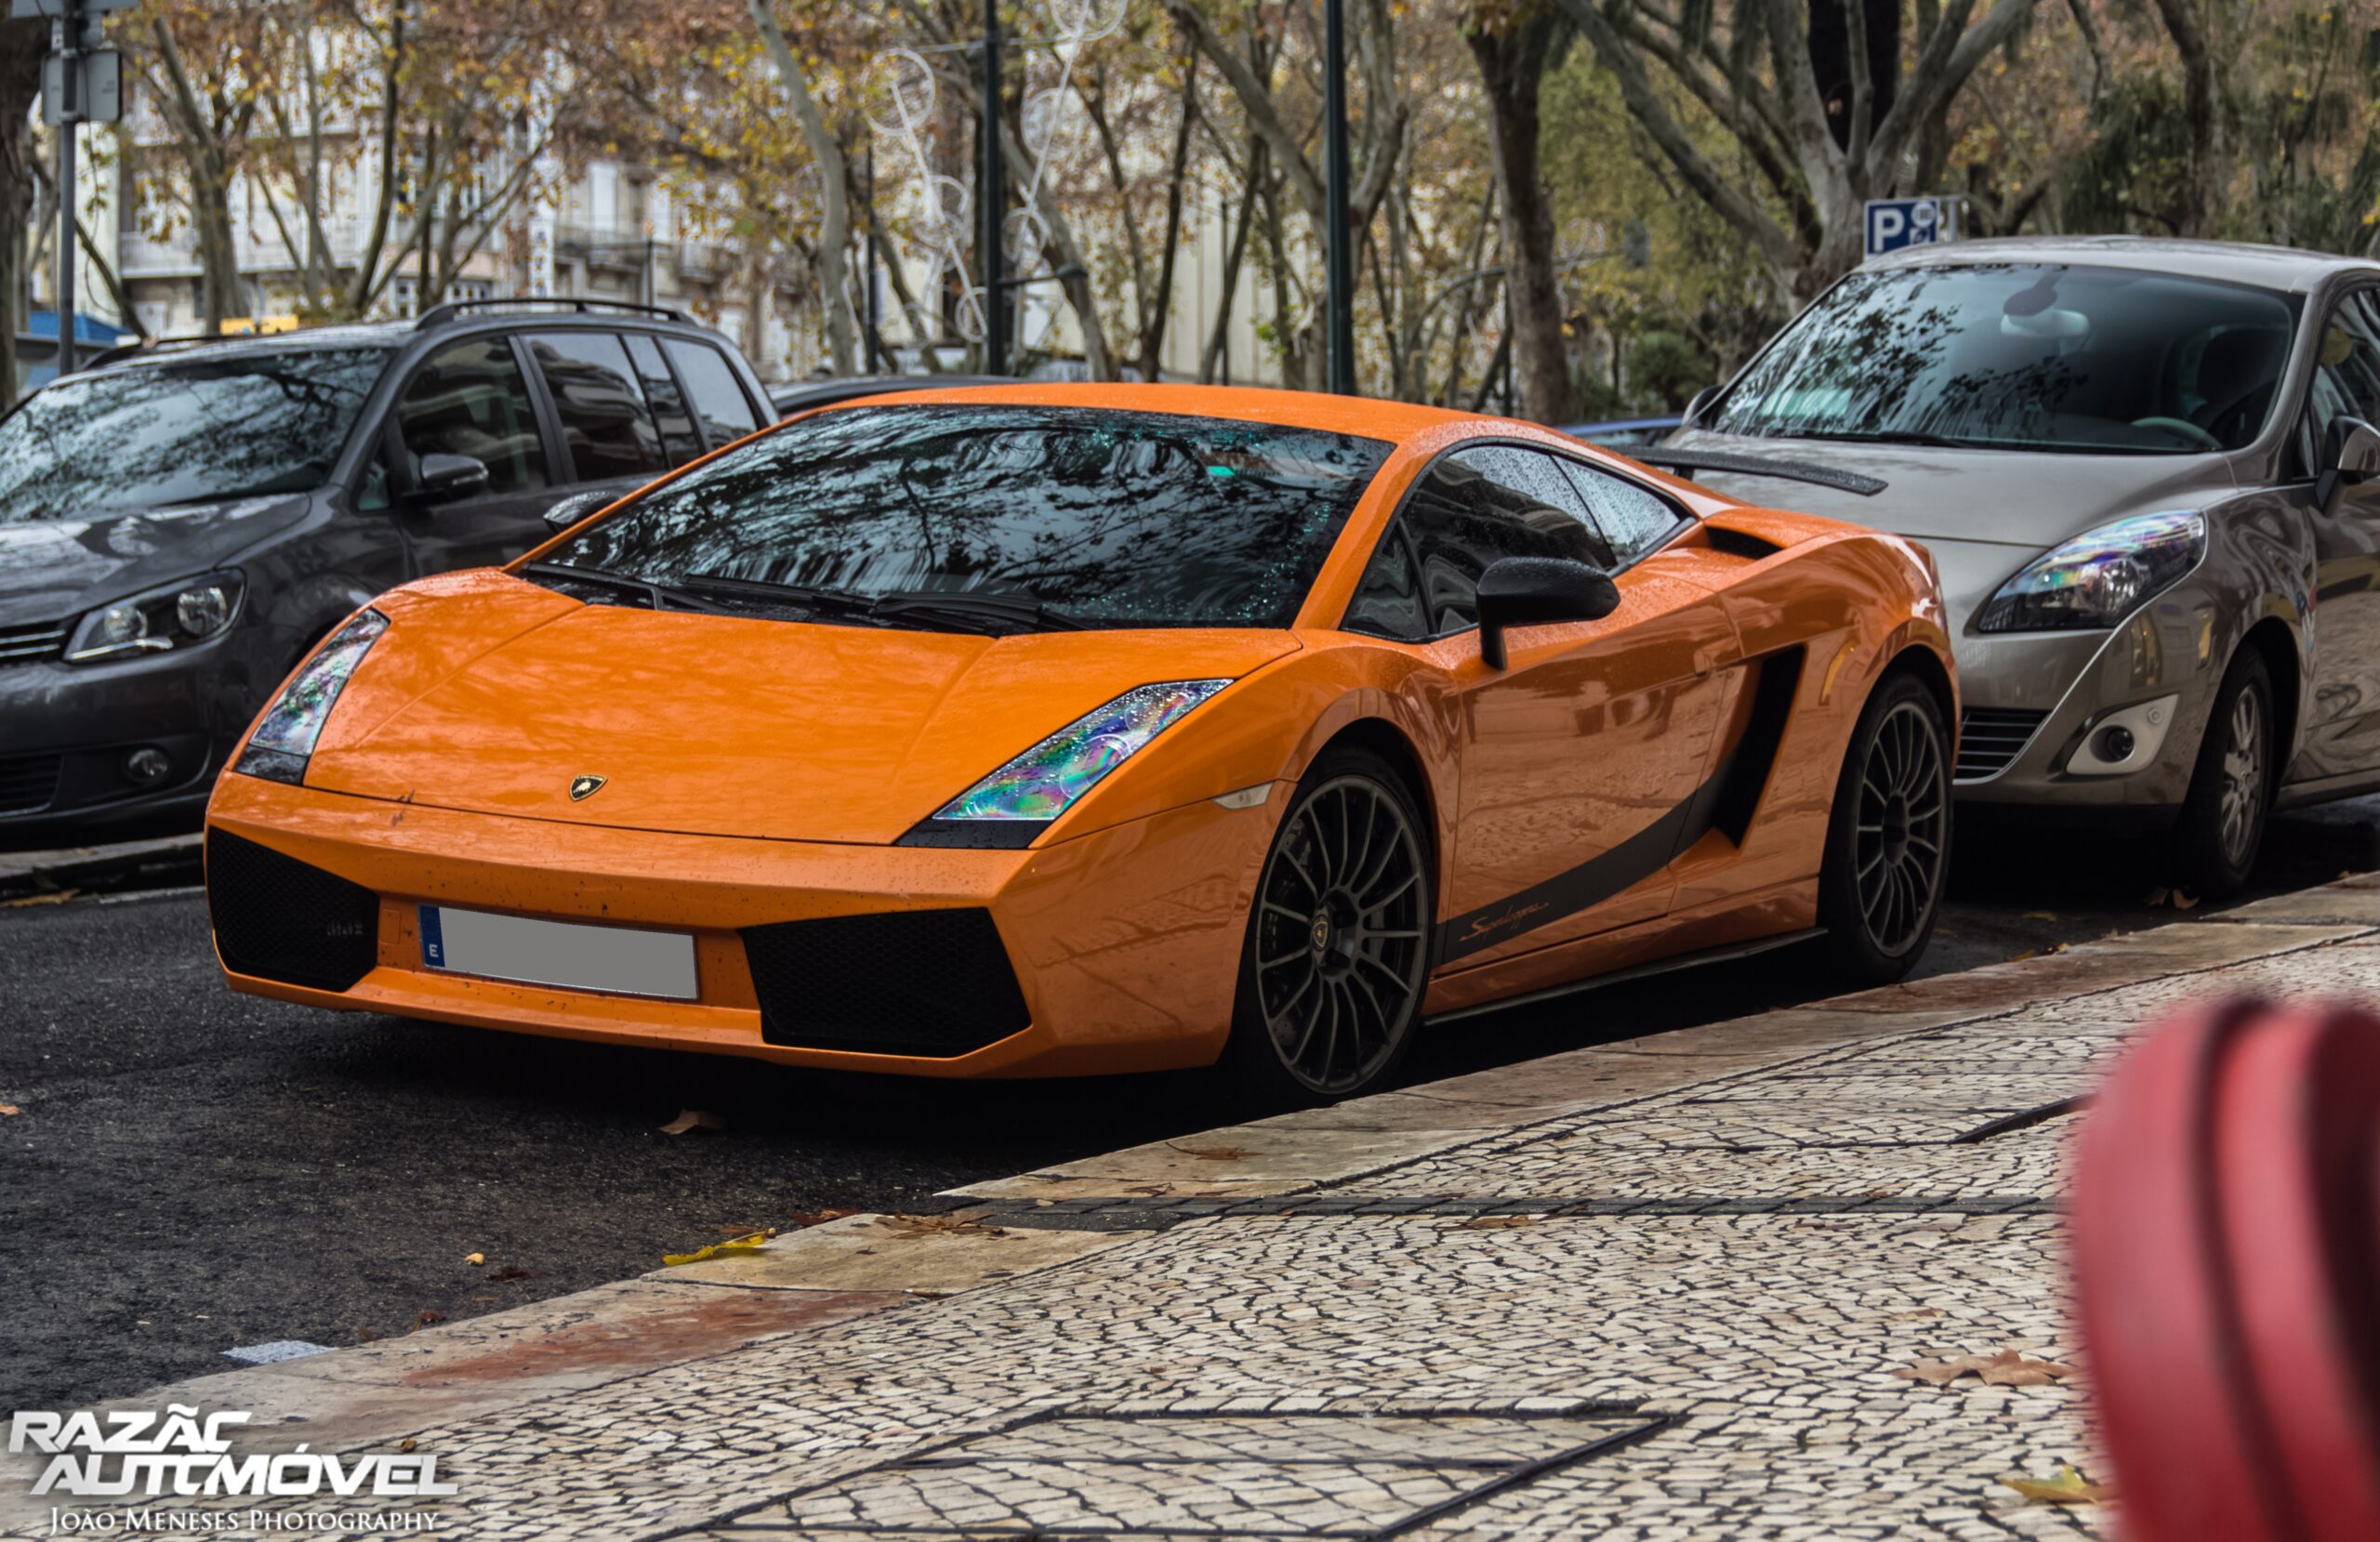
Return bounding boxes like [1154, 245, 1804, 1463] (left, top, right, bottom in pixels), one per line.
[740, 908, 1031, 1058]
[1956, 707, 2051, 782]
[0, 754, 61, 814]
[0, 619, 66, 666]
[205, 830, 381, 992]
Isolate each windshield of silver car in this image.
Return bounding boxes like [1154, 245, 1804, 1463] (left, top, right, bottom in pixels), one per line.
[0, 348, 390, 523]
[537, 404, 1392, 633]
[1710, 263, 2302, 455]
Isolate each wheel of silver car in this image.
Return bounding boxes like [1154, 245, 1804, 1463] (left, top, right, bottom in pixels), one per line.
[2215, 686, 2266, 871]
[1852, 697, 1950, 956]
[1225, 752, 1433, 1103]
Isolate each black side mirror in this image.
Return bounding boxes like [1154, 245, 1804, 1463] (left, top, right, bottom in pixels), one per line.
[410, 453, 490, 504]
[1682, 383, 1723, 428]
[1475, 557, 1621, 669]
[2319, 416, 2380, 507]
[541, 490, 613, 535]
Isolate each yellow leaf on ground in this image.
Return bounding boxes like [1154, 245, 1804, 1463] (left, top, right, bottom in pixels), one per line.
[2003, 1463, 2112, 1504]
[658, 1108, 725, 1136]
[463, 1252, 484, 1266]
[0, 1104, 19, 1116]
[663, 1232, 768, 1267]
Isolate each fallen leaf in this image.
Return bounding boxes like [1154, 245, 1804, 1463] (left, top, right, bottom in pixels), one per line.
[1891, 1308, 1944, 1321]
[1, 890, 76, 907]
[492, 1265, 531, 1283]
[658, 1108, 725, 1136]
[1170, 1142, 1252, 1161]
[416, 1310, 445, 1326]
[397, 1440, 417, 1454]
[2003, 1463, 2111, 1504]
[2021, 910, 2058, 921]
[878, 1212, 1006, 1238]
[463, 1252, 484, 1266]
[471, 1297, 496, 1303]
[2173, 890, 2202, 911]
[1451, 1214, 1540, 1230]
[2006, 949, 2037, 962]
[0, 1104, 19, 1116]
[1893, 1348, 2077, 1387]
[787, 1207, 857, 1229]
[663, 1232, 769, 1267]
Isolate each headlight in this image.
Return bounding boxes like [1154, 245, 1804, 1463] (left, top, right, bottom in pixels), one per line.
[905, 679, 1233, 847]
[1976, 511, 2204, 633]
[232, 609, 389, 785]
[65, 571, 245, 662]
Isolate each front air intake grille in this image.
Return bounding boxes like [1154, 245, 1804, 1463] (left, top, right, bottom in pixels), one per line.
[741, 908, 1031, 1058]
[0, 754, 60, 814]
[0, 620, 66, 666]
[205, 830, 380, 992]
[1956, 707, 2050, 782]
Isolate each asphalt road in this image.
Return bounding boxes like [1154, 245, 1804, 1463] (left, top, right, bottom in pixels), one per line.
[7, 797, 2380, 1414]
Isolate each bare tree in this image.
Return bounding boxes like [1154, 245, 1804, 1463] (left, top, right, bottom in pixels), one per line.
[1465, 4, 1574, 422]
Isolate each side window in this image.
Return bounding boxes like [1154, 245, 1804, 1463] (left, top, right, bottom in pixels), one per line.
[392, 338, 549, 495]
[1558, 459, 1683, 562]
[624, 334, 704, 467]
[527, 331, 667, 481]
[1397, 445, 1614, 636]
[664, 339, 761, 445]
[2297, 290, 2380, 478]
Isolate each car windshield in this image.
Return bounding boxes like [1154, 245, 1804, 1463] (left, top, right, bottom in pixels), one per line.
[546, 404, 1393, 631]
[1710, 263, 2302, 454]
[0, 347, 389, 523]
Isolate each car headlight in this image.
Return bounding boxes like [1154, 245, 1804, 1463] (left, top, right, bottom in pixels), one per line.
[1976, 511, 2204, 633]
[232, 609, 389, 785]
[65, 571, 245, 662]
[903, 679, 1233, 847]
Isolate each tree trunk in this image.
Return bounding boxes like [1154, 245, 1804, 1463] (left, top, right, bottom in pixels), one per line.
[748, 0, 856, 374]
[1806, 0, 1899, 152]
[0, 19, 42, 405]
[1466, 13, 1574, 424]
[2150, 0, 2221, 237]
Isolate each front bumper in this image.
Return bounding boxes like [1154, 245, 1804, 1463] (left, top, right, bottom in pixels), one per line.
[0, 627, 281, 850]
[204, 772, 1282, 1078]
[1950, 586, 2228, 817]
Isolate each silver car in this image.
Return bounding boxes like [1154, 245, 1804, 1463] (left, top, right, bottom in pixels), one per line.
[1656, 236, 2380, 894]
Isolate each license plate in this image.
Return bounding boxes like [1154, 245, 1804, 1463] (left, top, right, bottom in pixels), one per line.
[417, 905, 698, 1000]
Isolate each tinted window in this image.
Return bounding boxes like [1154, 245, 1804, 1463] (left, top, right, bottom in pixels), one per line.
[1558, 459, 1679, 560]
[0, 348, 386, 522]
[394, 338, 549, 494]
[664, 339, 760, 445]
[1385, 445, 1613, 637]
[528, 332, 666, 481]
[625, 334, 703, 466]
[2295, 290, 2380, 476]
[1713, 263, 2301, 454]
[1344, 524, 1427, 640]
[549, 405, 1390, 630]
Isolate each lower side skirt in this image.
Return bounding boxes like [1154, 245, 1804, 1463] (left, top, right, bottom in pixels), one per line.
[1423, 926, 1825, 1026]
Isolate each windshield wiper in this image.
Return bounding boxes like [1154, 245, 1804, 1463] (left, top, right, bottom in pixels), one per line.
[870, 589, 1087, 634]
[676, 571, 879, 613]
[521, 560, 722, 613]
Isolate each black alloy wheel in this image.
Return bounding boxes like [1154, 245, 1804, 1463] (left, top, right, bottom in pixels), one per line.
[1224, 749, 1433, 1103]
[1819, 671, 1951, 982]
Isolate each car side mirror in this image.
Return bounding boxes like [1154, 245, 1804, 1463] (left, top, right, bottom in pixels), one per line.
[541, 489, 613, 535]
[1682, 383, 1722, 428]
[2320, 416, 2380, 507]
[1475, 557, 1621, 669]
[410, 453, 489, 504]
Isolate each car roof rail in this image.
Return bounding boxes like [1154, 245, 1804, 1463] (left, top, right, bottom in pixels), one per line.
[416, 297, 693, 329]
[79, 335, 218, 369]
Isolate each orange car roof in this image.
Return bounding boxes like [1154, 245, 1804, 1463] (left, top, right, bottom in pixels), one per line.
[818, 381, 1495, 442]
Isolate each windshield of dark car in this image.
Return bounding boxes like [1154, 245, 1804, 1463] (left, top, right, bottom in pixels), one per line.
[1709, 263, 2302, 454]
[547, 404, 1393, 630]
[0, 347, 389, 523]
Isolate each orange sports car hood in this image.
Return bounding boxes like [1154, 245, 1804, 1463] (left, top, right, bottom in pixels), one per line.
[304, 575, 1298, 844]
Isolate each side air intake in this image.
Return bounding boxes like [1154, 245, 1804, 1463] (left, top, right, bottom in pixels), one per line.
[741, 908, 1031, 1058]
[206, 829, 381, 992]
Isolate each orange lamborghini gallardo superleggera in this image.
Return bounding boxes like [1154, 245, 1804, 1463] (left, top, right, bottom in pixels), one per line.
[205, 384, 1955, 1103]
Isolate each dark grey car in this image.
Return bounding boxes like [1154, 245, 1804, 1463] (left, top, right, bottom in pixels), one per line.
[1660, 237, 2380, 894]
[0, 298, 771, 849]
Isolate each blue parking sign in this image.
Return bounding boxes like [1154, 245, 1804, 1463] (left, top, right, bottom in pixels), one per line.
[1864, 197, 1961, 259]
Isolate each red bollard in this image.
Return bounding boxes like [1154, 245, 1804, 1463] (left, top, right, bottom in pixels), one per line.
[2070, 997, 2380, 1541]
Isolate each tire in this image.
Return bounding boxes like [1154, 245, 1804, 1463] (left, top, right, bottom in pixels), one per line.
[1817, 669, 1953, 984]
[2169, 648, 2274, 900]
[1219, 746, 1435, 1107]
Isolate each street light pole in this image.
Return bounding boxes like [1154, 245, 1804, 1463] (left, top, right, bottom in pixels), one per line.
[1321, 0, 1354, 396]
[978, 0, 1006, 376]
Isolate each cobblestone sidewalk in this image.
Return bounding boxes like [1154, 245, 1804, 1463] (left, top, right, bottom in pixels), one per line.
[13, 881, 2380, 1540]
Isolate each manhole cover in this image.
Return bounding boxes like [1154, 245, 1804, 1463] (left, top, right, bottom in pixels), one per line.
[736, 1406, 1667, 1537]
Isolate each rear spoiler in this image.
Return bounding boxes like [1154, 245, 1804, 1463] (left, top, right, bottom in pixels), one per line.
[1629, 448, 1887, 498]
